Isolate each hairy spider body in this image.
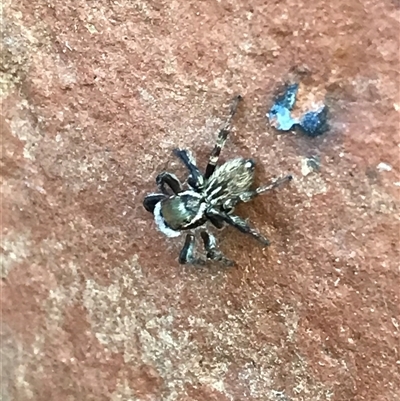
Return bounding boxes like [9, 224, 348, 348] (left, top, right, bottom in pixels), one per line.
[143, 96, 292, 265]
[152, 157, 255, 235]
[204, 158, 255, 206]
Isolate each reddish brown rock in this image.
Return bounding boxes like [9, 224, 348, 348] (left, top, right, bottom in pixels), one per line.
[1, 0, 399, 400]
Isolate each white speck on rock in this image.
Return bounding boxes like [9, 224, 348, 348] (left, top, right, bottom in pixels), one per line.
[377, 162, 392, 172]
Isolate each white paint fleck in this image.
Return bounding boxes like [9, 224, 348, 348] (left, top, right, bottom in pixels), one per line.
[301, 160, 313, 176]
[377, 162, 392, 172]
[301, 157, 320, 176]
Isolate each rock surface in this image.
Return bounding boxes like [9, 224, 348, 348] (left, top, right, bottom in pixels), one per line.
[1, 0, 399, 400]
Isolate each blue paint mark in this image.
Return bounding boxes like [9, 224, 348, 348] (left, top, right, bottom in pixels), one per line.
[268, 105, 298, 131]
[273, 83, 299, 110]
[296, 106, 329, 137]
[267, 84, 329, 137]
[268, 84, 299, 131]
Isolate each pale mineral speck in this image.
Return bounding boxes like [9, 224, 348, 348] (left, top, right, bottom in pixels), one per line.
[376, 162, 392, 172]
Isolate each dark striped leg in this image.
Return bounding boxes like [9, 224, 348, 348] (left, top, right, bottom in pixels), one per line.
[209, 210, 270, 246]
[143, 193, 166, 213]
[225, 175, 293, 209]
[200, 231, 234, 266]
[205, 95, 243, 179]
[173, 149, 205, 190]
[178, 234, 206, 265]
[156, 172, 182, 195]
[251, 174, 293, 198]
[207, 214, 225, 229]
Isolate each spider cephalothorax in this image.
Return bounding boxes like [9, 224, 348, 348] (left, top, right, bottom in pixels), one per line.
[143, 95, 292, 265]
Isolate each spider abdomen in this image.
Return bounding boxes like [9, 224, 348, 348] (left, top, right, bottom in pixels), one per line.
[204, 158, 255, 204]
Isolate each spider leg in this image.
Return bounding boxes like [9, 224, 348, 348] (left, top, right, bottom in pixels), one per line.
[178, 234, 206, 265]
[205, 95, 243, 179]
[156, 172, 183, 195]
[208, 209, 270, 246]
[173, 148, 205, 190]
[224, 174, 293, 209]
[208, 214, 225, 229]
[200, 231, 234, 266]
[143, 193, 166, 213]
[250, 174, 293, 199]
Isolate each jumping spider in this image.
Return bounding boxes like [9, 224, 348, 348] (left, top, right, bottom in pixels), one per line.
[143, 95, 292, 266]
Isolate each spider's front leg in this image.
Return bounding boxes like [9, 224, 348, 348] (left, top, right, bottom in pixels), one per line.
[173, 149, 205, 190]
[156, 172, 183, 195]
[143, 172, 183, 213]
[143, 194, 167, 213]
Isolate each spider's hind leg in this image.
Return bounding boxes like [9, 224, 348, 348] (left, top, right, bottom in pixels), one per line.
[251, 174, 293, 198]
[205, 95, 243, 179]
[225, 174, 293, 209]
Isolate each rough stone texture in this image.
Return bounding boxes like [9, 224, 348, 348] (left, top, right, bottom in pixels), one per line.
[1, 0, 399, 400]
